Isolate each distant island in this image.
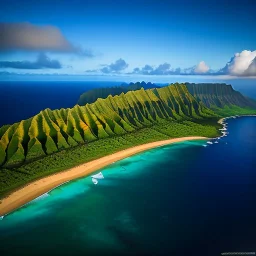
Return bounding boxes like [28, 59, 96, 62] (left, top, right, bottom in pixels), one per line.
[77, 81, 159, 105]
[0, 82, 255, 215]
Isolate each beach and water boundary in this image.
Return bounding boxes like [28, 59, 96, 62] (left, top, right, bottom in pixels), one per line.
[0, 136, 208, 216]
[1, 114, 255, 217]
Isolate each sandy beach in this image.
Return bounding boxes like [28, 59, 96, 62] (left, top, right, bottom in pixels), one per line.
[0, 136, 207, 216]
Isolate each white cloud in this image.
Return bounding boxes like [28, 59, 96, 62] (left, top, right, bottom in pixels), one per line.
[193, 61, 210, 74]
[244, 57, 256, 76]
[222, 50, 256, 76]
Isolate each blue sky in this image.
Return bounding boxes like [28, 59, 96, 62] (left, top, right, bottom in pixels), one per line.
[0, 0, 256, 80]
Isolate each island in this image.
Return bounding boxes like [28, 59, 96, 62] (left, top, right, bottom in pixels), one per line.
[0, 82, 255, 215]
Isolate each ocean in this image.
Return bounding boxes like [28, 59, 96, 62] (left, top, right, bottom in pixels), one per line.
[0, 116, 256, 256]
[0, 81, 123, 126]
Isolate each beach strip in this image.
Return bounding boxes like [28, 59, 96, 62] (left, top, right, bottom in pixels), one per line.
[0, 136, 207, 216]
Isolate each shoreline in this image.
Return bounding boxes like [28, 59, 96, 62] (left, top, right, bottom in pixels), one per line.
[0, 136, 207, 217]
[218, 114, 256, 124]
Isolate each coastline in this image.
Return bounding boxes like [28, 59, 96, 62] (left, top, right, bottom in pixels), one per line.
[218, 114, 256, 124]
[0, 136, 207, 217]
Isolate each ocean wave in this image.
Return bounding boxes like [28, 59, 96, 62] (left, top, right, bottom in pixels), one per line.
[27, 193, 50, 205]
[47, 181, 70, 194]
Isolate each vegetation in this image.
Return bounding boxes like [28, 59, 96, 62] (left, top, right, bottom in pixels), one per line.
[77, 81, 158, 105]
[0, 120, 220, 197]
[0, 82, 255, 197]
[186, 83, 256, 108]
[0, 84, 218, 168]
[212, 105, 256, 117]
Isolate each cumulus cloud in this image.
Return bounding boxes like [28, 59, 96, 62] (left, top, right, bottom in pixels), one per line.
[131, 62, 210, 75]
[85, 58, 128, 74]
[0, 53, 62, 69]
[0, 22, 93, 57]
[132, 63, 174, 75]
[244, 57, 256, 76]
[84, 50, 256, 77]
[100, 58, 128, 73]
[153, 63, 172, 75]
[193, 61, 210, 74]
[219, 50, 256, 76]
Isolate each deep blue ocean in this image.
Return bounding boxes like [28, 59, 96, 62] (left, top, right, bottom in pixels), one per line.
[0, 116, 255, 256]
[0, 81, 123, 126]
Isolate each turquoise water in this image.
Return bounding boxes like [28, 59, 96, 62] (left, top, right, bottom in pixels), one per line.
[0, 117, 256, 255]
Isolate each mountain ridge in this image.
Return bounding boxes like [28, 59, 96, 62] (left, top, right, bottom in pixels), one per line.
[185, 83, 256, 108]
[77, 81, 159, 105]
[0, 83, 217, 167]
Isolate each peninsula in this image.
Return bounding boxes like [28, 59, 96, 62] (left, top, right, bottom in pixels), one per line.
[0, 82, 255, 215]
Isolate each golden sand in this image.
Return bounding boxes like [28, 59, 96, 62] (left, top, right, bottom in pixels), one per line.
[0, 136, 207, 216]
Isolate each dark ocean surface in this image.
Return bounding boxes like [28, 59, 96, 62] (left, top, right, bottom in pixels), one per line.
[0, 116, 255, 256]
[0, 81, 123, 126]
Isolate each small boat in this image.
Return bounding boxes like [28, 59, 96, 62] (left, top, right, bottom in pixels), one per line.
[91, 172, 104, 179]
[92, 178, 98, 185]
[203, 145, 207, 147]
[91, 172, 104, 185]
[214, 141, 218, 144]
[0, 216, 4, 220]
[207, 141, 213, 144]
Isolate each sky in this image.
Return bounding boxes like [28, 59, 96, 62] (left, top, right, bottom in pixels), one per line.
[0, 0, 256, 81]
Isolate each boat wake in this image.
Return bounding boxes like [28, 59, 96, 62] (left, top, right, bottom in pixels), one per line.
[91, 172, 104, 185]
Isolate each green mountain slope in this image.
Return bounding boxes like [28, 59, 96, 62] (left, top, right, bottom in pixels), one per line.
[0, 84, 217, 168]
[77, 81, 159, 105]
[185, 83, 256, 115]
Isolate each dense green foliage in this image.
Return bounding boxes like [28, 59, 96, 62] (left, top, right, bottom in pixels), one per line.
[212, 105, 256, 117]
[0, 84, 218, 168]
[77, 81, 158, 105]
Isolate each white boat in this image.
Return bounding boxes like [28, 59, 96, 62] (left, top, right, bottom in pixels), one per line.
[207, 141, 213, 144]
[91, 172, 104, 185]
[203, 145, 207, 147]
[0, 216, 4, 220]
[91, 172, 104, 179]
[214, 141, 218, 144]
[92, 178, 98, 185]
